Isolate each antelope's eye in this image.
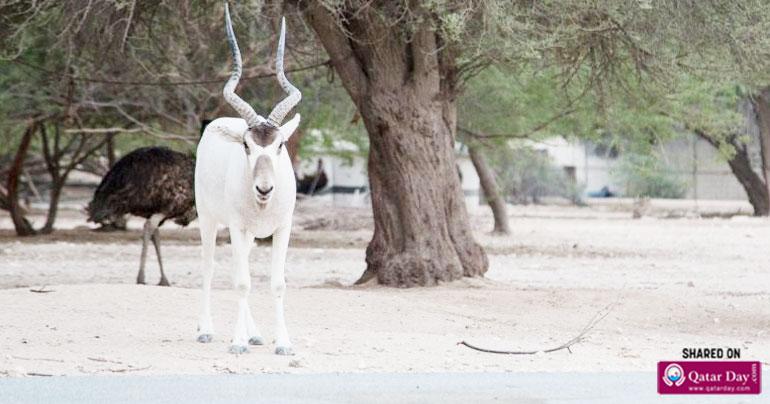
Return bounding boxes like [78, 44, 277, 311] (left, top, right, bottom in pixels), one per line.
[277, 141, 284, 155]
[243, 142, 250, 154]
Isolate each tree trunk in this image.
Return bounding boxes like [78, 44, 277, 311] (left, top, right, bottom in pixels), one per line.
[7, 123, 37, 236]
[0, 186, 8, 211]
[301, 3, 488, 286]
[695, 130, 769, 215]
[753, 88, 770, 202]
[357, 91, 488, 286]
[727, 151, 770, 216]
[467, 143, 511, 234]
[40, 177, 63, 234]
[106, 133, 116, 168]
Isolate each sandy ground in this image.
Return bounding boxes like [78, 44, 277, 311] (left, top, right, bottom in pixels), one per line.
[0, 198, 768, 377]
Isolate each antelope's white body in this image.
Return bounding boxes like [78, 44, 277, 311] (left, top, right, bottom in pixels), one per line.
[194, 5, 302, 355]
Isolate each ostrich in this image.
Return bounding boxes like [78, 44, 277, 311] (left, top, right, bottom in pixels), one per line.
[297, 159, 328, 195]
[194, 7, 301, 355]
[87, 147, 196, 286]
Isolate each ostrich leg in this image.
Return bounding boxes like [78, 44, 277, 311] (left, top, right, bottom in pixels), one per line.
[151, 228, 170, 286]
[137, 220, 151, 284]
[137, 214, 163, 285]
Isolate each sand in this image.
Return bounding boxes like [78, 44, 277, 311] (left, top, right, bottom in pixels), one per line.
[0, 199, 768, 376]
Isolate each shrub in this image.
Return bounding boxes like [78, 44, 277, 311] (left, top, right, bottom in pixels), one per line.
[488, 145, 584, 204]
[614, 153, 686, 199]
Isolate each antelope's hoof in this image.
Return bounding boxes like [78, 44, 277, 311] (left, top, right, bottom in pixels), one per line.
[158, 279, 170, 287]
[248, 336, 265, 346]
[275, 346, 294, 356]
[229, 345, 249, 355]
[197, 334, 213, 343]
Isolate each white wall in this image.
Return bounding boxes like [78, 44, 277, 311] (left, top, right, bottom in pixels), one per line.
[532, 137, 624, 196]
[660, 137, 749, 200]
[300, 148, 482, 209]
[534, 135, 752, 201]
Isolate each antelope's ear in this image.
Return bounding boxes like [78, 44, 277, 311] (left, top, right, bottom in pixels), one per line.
[279, 113, 300, 141]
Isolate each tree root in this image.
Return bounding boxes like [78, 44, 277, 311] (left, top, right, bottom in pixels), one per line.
[458, 301, 616, 355]
[353, 267, 378, 285]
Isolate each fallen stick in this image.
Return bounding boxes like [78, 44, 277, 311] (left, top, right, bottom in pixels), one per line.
[107, 365, 151, 373]
[87, 357, 124, 365]
[29, 286, 54, 294]
[13, 355, 65, 363]
[458, 301, 616, 355]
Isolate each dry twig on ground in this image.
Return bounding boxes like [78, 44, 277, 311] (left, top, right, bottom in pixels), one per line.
[107, 365, 151, 373]
[12, 355, 64, 363]
[458, 301, 616, 355]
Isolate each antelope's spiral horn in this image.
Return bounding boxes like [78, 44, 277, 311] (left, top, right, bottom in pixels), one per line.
[267, 17, 302, 127]
[223, 3, 261, 127]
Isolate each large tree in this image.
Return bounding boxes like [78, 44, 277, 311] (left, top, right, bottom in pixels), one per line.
[296, 0, 656, 285]
[291, 0, 770, 286]
[298, 2, 488, 286]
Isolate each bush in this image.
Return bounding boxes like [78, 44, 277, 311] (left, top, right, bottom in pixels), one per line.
[488, 145, 584, 204]
[614, 154, 686, 199]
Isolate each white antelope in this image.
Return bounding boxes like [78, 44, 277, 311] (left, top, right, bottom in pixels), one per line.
[194, 5, 301, 355]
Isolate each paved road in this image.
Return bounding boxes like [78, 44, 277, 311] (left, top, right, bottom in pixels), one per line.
[0, 372, 765, 403]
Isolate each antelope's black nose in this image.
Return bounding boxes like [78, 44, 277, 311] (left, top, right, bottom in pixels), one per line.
[256, 185, 274, 196]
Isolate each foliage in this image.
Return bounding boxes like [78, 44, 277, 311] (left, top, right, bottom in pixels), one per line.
[0, 1, 358, 157]
[3, 0, 768, 156]
[459, 57, 761, 179]
[459, 66, 581, 139]
[289, 69, 368, 162]
[613, 153, 686, 199]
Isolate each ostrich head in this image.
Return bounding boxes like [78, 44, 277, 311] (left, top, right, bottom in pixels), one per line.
[223, 4, 301, 205]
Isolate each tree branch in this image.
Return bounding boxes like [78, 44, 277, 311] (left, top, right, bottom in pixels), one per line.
[411, 16, 440, 95]
[64, 127, 143, 134]
[11, 58, 331, 87]
[458, 300, 616, 355]
[459, 108, 576, 140]
[39, 123, 56, 176]
[120, 0, 137, 52]
[301, 2, 369, 103]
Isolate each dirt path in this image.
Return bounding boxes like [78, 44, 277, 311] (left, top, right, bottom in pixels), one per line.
[0, 201, 768, 376]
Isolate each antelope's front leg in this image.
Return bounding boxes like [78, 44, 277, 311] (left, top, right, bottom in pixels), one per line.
[271, 223, 293, 355]
[228, 227, 254, 354]
[196, 217, 217, 343]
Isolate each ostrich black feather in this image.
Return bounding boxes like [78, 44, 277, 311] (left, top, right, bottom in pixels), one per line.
[297, 171, 328, 195]
[87, 147, 196, 227]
